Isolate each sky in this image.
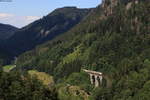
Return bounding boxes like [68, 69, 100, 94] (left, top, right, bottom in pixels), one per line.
[0, 0, 101, 28]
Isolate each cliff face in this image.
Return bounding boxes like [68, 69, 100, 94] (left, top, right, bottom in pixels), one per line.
[101, 0, 141, 16]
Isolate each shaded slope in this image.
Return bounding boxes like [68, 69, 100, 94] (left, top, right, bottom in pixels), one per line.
[5, 7, 91, 56]
[0, 47, 12, 66]
[0, 23, 18, 41]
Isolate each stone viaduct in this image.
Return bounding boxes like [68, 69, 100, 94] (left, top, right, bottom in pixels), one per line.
[83, 69, 112, 88]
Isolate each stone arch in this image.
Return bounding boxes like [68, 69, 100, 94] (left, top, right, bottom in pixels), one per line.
[97, 76, 101, 85]
[92, 75, 95, 84]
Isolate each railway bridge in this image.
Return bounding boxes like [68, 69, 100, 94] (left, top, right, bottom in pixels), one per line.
[83, 69, 112, 88]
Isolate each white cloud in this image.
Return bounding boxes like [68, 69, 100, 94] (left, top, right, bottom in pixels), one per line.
[0, 13, 41, 28]
[26, 16, 41, 21]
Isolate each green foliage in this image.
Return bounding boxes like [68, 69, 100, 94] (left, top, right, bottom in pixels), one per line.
[0, 70, 58, 100]
[58, 85, 91, 100]
[66, 72, 90, 85]
[91, 88, 112, 100]
[28, 70, 54, 87]
[3, 65, 16, 72]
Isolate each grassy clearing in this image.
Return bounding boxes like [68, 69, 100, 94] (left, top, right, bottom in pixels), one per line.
[28, 70, 54, 87]
[3, 65, 16, 72]
[58, 85, 90, 100]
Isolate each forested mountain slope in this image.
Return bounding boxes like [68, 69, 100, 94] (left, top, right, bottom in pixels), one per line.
[0, 24, 18, 65]
[16, 0, 150, 100]
[0, 70, 58, 100]
[0, 45, 13, 66]
[5, 7, 91, 56]
[0, 49, 9, 66]
[0, 23, 18, 41]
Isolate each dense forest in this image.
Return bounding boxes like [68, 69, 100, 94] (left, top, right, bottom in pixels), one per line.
[0, 48, 12, 66]
[0, 0, 150, 100]
[0, 69, 58, 100]
[0, 23, 18, 66]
